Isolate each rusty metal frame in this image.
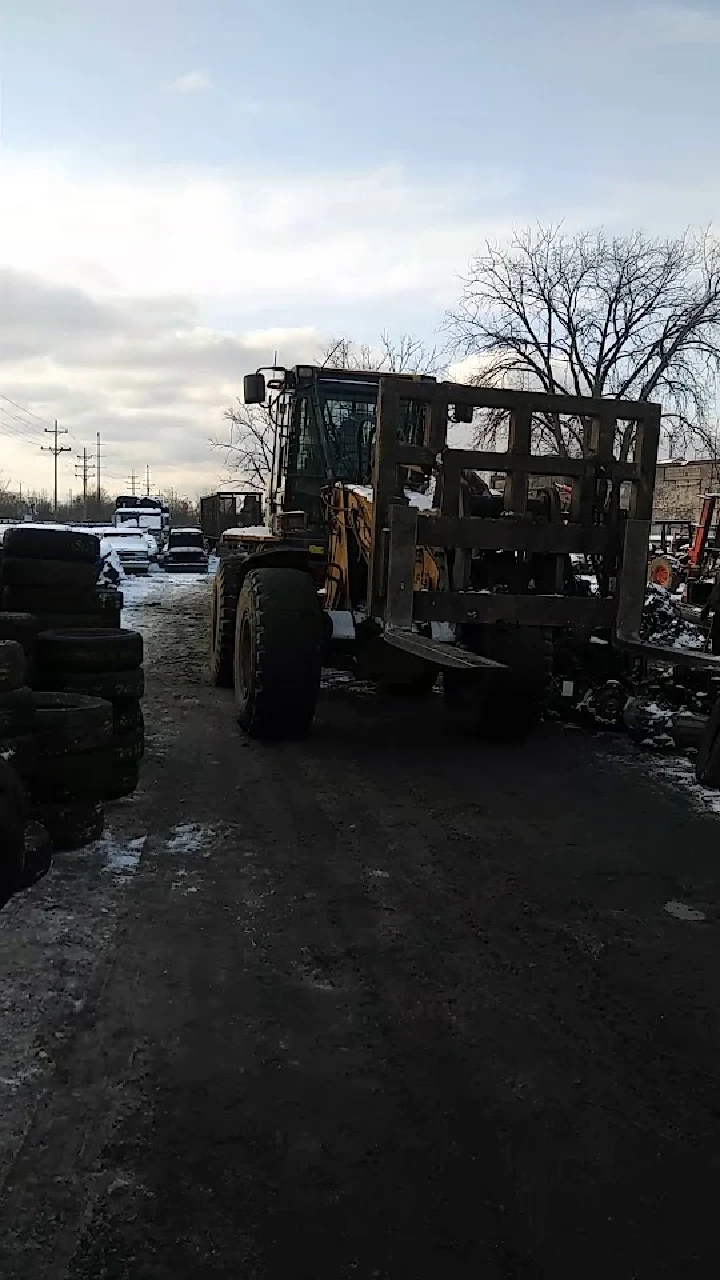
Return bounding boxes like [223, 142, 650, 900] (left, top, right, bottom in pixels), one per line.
[368, 377, 661, 637]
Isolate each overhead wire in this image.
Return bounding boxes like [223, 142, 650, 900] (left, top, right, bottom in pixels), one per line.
[0, 391, 168, 500]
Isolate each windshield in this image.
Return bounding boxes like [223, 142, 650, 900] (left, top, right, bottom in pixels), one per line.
[319, 384, 427, 481]
[170, 532, 204, 549]
[108, 536, 146, 551]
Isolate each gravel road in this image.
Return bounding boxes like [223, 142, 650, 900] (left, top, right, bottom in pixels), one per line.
[1, 571, 719, 1278]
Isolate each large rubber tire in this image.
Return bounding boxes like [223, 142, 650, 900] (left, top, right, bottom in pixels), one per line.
[32, 747, 115, 802]
[112, 729, 144, 764]
[0, 758, 28, 905]
[234, 567, 322, 739]
[0, 613, 38, 657]
[36, 801, 104, 852]
[0, 733, 37, 781]
[97, 588, 124, 611]
[0, 640, 26, 692]
[3, 527, 100, 563]
[0, 755, 30, 822]
[3, 586, 101, 614]
[37, 628, 143, 674]
[103, 761, 140, 801]
[0, 808, 24, 907]
[19, 821, 53, 889]
[209, 560, 241, 687]
[33, 612, 116, 633]
[2, 558, 99, 588]
[36, 667, 144, 703]
[113, 699, 144, 734]
[32, 692, 113, 753]
[0, 687, 36, 736]
[695, 695, 720, 787]
[444, 626, 552, 742]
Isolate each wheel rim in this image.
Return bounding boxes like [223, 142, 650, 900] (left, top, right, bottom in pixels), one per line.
[239, 616, 252, 697]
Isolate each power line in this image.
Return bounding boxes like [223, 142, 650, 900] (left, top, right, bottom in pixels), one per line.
[75, 447, 96, 522]
[0, 407, 46, 444]
[0, 393, 54, 428]
[41, 422, 71, 515]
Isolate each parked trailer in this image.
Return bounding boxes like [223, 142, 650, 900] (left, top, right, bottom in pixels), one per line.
[200, 492, 263, 550]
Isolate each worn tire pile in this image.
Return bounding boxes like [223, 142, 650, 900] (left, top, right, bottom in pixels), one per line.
[35, 628, 145, 806]
[0, 644, 51, 904]
[0, 529, 145, 902]
[1, 526, 120, 632]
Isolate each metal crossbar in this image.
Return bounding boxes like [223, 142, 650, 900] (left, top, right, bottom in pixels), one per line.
[369, 377, 661, 637]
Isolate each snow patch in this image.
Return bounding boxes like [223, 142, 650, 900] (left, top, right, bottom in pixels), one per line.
[664, 900, 707, 922]
[639, 751, 720, 818]
[220, 526, 272, 539]
[345, 484, 436, 510]
[100, 833, 147, 875]
[166, 823, 213, 855]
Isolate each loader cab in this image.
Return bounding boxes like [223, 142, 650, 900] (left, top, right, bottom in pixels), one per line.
[244, 364, 435, 534]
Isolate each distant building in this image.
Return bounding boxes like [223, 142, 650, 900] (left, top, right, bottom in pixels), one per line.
[652, 458, 720, 522]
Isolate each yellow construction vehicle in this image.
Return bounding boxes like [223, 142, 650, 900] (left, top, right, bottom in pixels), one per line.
[210, 365, 664, 738]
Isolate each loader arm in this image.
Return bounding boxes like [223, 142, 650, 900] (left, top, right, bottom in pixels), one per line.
[325, 482, 441, 612]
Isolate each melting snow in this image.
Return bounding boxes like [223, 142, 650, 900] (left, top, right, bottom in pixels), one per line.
[664, 900, 707, 922]
[166, 823, 212, 855]
[346, 484, 436, 510]
[640, 751, 720, 818]
[101, 834, 147, 875]
[220, 526, 272, 539]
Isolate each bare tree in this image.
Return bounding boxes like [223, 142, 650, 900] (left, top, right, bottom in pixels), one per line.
[217, 332, 440, 488]
[213, 400, 276, 492]
[446, 226, 720, 459]
[318, 331, 440, 375]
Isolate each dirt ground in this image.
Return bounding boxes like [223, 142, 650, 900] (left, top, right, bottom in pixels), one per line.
[1, 571, 719, 1279]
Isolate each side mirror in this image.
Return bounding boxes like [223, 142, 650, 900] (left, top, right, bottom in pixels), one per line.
[244, 372, 267, 405]
[453, 403, 474, 425]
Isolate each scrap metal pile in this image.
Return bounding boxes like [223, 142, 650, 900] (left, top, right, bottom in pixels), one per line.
[551, 583, 717, 758]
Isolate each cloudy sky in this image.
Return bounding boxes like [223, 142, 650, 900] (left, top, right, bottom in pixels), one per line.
[0, 0, 718, 498]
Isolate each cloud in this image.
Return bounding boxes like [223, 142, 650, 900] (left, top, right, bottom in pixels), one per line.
[0, 148, 520, 306]
[0, 265, 325, 494]
[165, 70, 212, 94]
[0, 145, 526, 493]
[642, 4, 720, 44]
[1, 140, 716, 497]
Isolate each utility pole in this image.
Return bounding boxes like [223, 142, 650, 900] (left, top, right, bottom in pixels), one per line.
[41, 421, 71, 515]
[129, 469, 137, 498]
[75, 448, 96, 523]
[145, 464, 151, 497]
[96, 432, 101, 507]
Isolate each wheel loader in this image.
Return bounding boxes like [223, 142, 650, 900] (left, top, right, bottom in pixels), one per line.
[210, 363, 672, 739]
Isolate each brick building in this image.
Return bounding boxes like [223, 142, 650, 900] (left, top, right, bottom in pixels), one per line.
[652, 459, 720, 522]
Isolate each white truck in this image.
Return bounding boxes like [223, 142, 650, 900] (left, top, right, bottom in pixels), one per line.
[114, 497, 170, 545]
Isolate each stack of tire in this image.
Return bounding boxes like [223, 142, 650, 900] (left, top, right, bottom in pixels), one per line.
[0, 611, 39, 684]
[1, 527, 120, 632]
[35, 629, 144, 804]
[30, 692, 112, 851]
[0, 652, 52, 906]
[0, 638, 37, 787]
[1, 757, 32, 909]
